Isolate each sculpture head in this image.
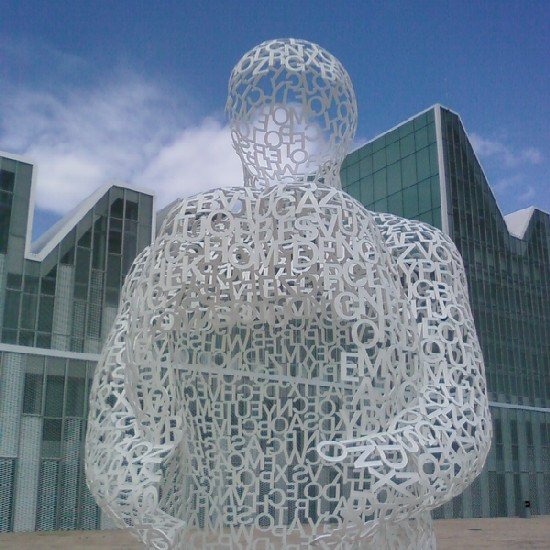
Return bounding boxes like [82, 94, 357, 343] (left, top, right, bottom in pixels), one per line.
[226, 38, 357, 189]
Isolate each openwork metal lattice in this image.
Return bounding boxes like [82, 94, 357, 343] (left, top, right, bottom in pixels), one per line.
[86, 38, 491, 549]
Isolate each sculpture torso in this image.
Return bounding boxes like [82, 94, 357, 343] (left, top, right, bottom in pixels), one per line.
[121, 183, 424, 547]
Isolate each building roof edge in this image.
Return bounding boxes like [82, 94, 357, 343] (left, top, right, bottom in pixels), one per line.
[27, 182, 155, 262]
[350, 104, 441, 154]
[0, 150, 36, 165]
[348, 105, 549, 244]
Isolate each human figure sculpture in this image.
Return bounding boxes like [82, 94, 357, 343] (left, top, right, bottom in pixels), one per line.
[86, 39, 492, 549]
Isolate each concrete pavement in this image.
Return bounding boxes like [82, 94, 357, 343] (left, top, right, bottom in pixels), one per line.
[0, 516, 549, 549]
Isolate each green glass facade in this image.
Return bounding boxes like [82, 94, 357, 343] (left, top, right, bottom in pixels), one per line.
[342, 105, 550, 518]
[342, 109, 442, 229]
[0, 153, 154, 532]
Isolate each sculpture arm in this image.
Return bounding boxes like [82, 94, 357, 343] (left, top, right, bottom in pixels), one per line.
[319, 214, 492, 519]
[85, 245, 185, 548]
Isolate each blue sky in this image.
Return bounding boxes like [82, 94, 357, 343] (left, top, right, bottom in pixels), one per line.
[0, 0, 548, 239]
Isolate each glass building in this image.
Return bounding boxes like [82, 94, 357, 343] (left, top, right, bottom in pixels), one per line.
[0, 104, 548, 535]
[342, 105, 550, 518]
[0, 152, 154, 532]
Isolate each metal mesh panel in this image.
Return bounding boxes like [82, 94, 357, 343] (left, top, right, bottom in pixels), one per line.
[543, 474, 550, 515]
[498, 474, 507, 517]
[42, 418, 63, 459]
[101, 306, 117, 342]
[13, 415, 42, 531]
[52, 264, 74, 350]
[527, 474, 540, 514]
[543, 442, 550, 471]
[488, 472, 497, 516]
[471, 475, 483, 517]
[59, 418, 81, 530]
[0, 254, 6, 324]
[431, 506, 443, 519]
[22, 355, 45, 415]
[72, 301, 86, 341]
[85, 269, 103, 353]
[442, 499, 454, 519]
[0, 353, 24, 457]
[452, 493, 464, 517]
[80, 470, 100, 530]
[65, 363, 86, 418]
[0, 458, 15, 532]
[36, 460, 59, 531]
[513, 474, 522, 516]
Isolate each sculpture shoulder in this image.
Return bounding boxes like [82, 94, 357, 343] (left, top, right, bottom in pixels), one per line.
[372, 211, 463, 266]
[157, 186, 257, 238]
[155, 184, 375, 242]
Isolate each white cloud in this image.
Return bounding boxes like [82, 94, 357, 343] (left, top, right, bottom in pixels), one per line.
[0, 70, 242, 215]
[469, 133, 543, 167]
[521, 147, 543, 165]
[518, 185, 536, 203]
[493, 174, 524, 193]
[470, 133, 544, 210]
[137, 119, 242, 203]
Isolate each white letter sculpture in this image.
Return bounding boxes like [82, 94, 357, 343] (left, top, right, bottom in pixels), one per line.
[86, 39, 492, 549]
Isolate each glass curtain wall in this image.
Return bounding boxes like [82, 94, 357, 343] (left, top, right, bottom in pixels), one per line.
[341, 108, 442, 228]
[436, 108, 550, 518]
[0, 154, 153, 533]
[341, 107, 550, 518]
